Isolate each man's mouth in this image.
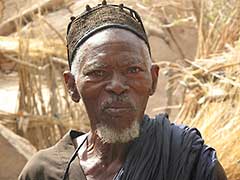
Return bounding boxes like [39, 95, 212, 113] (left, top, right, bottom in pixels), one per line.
[101, 102, 135, 115]
[104, 107, 132, 114]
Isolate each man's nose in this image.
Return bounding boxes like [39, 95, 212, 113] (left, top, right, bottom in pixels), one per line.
[105, 73, 129, 95]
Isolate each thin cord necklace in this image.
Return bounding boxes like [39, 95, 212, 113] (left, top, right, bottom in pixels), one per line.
[62, 135, 88, 180]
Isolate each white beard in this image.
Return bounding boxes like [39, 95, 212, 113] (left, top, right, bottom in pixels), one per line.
[96, 120, 140, 143]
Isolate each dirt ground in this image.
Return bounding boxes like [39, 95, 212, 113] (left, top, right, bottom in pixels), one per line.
[0, 134, 27, 180]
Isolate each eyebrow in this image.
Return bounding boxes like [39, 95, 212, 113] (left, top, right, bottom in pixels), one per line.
[82, 60, 108, 71]
[120, 56, 143, 66]
[82, 53, 146, 72]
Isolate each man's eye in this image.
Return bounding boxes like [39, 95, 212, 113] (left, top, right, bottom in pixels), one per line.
[87, 70, 105, 77]
[127, 67, 142, 74]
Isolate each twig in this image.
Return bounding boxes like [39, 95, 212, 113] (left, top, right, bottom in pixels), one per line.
[39, 16, 66, 45]
[152, 104, 182, 112]
[184, 58, 240, 88]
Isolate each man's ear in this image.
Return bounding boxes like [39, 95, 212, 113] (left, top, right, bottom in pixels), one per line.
[63, 71, 81, 103]
[149, 64, 159, 96]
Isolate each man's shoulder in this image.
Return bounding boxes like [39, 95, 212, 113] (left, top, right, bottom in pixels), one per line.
[153, 113, 204, 145]
[155, 114, 227, 179]
[30, 145, 59, 165]
[18, 145, 59, 180]
[18, 130, 85, 180]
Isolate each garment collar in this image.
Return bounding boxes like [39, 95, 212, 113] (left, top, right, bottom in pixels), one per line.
[55, 130, 85, 177]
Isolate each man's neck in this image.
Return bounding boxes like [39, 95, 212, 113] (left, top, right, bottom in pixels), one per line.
[85, 131, 129, 164]
[74, 131, 130, 180]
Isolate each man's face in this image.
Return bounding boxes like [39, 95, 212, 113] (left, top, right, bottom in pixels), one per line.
[67, 29, 159, 142]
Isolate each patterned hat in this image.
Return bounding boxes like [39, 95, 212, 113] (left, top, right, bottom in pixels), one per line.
[66, 0, 150, 69]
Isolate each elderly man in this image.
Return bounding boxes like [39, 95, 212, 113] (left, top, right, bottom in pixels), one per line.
[19, 1, 227, 180]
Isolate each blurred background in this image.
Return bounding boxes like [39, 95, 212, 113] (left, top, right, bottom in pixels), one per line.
[0, 0, 239, 179]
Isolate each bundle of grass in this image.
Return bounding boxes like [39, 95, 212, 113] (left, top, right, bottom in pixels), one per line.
[13, 32, 90, 149]
[0, 1, 89, 149]
[155, 0, 240, 179]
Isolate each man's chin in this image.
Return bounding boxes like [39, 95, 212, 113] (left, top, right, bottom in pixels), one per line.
[96, 120, 140, 143]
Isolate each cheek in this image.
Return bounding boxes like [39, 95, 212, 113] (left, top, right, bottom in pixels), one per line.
[76, 79, 107, 126]
[127, 75, 152, 110]
[77, 78, 106, 110]
[129, 75, 152, 95]
[77, 74, 104, 95]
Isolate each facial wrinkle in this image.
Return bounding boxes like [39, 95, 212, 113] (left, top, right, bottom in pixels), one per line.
[82, 61, 108, 75]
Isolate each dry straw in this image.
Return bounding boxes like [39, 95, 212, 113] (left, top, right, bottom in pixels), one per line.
[0, 1, 89, 150]
[156, 0, 240, 179]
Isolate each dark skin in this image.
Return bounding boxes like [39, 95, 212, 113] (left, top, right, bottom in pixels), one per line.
[64, 29, 159, 180]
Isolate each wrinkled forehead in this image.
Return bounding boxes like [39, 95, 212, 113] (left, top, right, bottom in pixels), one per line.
[81, 29, 150, 63]
[71, 28, 151, 76]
